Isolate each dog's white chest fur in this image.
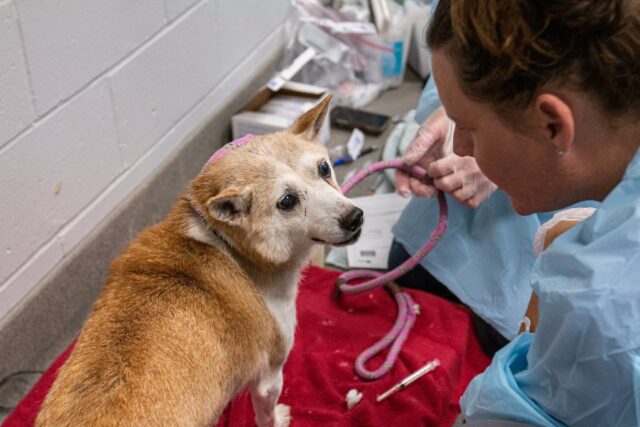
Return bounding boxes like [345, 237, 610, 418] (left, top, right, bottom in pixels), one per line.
[256, 272, 299, 353]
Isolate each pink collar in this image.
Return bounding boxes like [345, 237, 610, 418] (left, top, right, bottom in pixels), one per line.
[191, 134, 255, 222]
[204, 133, 254, 167]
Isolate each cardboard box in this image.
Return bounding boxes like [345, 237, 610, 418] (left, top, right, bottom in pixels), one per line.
[231, 80, 331, 144]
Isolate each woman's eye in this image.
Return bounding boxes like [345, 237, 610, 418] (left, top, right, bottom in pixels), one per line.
[318, 160, 331, 178]
[277, 194, 298, 211]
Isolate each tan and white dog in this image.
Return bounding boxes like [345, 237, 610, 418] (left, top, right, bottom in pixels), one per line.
[36, 96, 363, 427]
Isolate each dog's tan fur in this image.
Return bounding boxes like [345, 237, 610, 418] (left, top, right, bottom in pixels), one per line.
[36, 96, 361, 427]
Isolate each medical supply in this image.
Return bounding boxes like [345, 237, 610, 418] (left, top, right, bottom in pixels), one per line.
[231, 46, 331, 142]
[267, 47, 317, 92]
[333, 145, 379, 166]
[376, 359, 440, 402]
[285, 0, 388, 108]
[346, 127, 365, 159]
[282, 0, 413, 106]
[231, 80, 331, 145]
[345, 388, 363, 409]
[335, 159, 448, 380]
[373, 0, 411, 88]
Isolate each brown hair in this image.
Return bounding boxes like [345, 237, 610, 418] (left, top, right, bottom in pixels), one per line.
[427, 0, 640, 116]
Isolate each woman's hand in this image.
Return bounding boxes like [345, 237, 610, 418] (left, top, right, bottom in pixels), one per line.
[396, 107, 497, 208]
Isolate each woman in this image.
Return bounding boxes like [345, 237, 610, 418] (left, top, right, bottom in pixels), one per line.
[413, 1, 640, 425]
[391, 0, 596, 357]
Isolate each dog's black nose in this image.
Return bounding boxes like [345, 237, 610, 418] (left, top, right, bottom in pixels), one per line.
[340, 207, 364, 232]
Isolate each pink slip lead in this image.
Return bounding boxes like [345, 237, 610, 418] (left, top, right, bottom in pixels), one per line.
[205, 133, 255, 166]
[336, 159, 448, 380]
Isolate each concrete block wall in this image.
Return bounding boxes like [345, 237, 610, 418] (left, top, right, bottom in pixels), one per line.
[0, 0, 290, 324]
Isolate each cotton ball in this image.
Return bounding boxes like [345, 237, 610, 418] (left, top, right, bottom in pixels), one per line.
[345, 388, 363, 409]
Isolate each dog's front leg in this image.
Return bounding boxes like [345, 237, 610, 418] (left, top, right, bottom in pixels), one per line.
[250, 366, 290, 427]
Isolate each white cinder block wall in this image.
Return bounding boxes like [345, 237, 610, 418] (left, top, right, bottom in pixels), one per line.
[0, 0, 290, 323]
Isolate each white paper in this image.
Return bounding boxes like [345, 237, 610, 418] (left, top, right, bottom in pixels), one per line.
[346, 128, 365, 159]
[347, 193, 411, 269]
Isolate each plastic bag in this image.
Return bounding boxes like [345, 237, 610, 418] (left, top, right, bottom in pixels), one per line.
[283, 0, 410, 107]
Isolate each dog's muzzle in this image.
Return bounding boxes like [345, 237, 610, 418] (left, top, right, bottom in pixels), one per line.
[339, 207, 364, 233]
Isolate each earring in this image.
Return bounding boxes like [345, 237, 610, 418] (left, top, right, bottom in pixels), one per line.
[556, 148, 566, 156]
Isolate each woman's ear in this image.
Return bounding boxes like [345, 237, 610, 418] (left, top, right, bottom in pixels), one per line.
[534, 94, 575, 155]
[288, 95, 332, 143]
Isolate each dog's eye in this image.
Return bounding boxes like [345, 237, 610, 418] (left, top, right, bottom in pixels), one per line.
[277, 194, 298, 211]
[318, 160, 331, 178]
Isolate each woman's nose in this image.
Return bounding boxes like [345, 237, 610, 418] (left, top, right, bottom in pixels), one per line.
[453, 128, 474, 157]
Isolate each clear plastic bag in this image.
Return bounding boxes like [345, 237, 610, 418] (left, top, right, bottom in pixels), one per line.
[284, 0, 410, 107]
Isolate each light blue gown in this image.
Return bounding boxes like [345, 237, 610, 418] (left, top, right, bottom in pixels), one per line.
[397, 2, 635, 424]
[393, 191, 540, 339]
[461, 149, 640, 426]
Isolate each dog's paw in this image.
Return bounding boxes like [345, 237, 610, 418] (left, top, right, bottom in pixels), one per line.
[273, 404, 291, 427]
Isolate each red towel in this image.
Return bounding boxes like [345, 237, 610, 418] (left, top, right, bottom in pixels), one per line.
[3, 266, 490, 427]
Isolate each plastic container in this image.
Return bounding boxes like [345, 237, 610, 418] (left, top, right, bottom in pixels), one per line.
[375, 0, 411, 88]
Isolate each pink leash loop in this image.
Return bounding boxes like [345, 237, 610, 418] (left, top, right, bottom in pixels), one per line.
[336, 159, 448, 380]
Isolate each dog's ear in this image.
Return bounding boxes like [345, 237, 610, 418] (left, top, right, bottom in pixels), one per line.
[289, 95, 332, 142]
[206, 187, 252, 224]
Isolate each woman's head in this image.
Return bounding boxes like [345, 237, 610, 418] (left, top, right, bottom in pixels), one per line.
[427, 0, 640, 214]
[428, 0, 640, 117]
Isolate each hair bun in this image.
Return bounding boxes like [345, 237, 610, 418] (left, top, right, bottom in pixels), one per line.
[428, 0, 640, 115]
[548, 1, 624, 35]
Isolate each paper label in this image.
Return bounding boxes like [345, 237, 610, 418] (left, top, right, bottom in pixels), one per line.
[346, 128, 365, 159]
[346, 193, 411, 269]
